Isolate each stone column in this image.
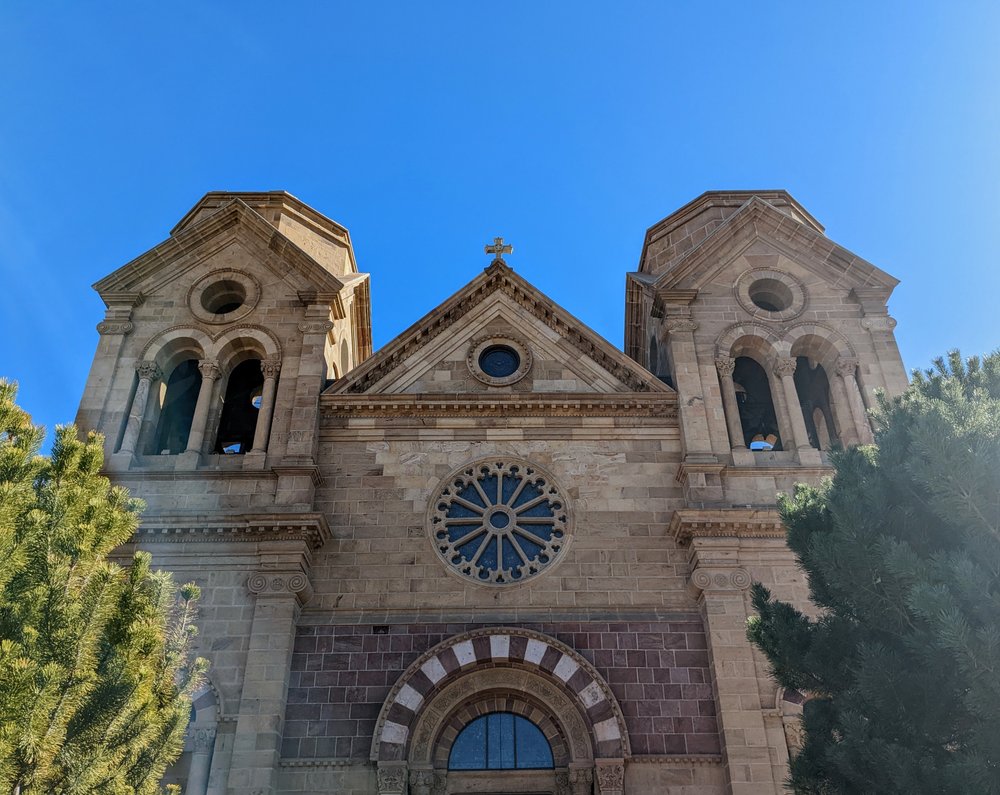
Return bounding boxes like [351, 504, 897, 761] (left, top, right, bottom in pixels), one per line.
[689, 541, 779, 795]
[836, 358, 874, 444]
[185, 727, 216, 795]
[226, 571, 311, 795]
[772, 358, 819, 464]
[569, 766, 595, 795]
[119, 361, 161, 455]
[827, 369, 860, 446]
[715, 357, 746, 451]
[184, 361, 221, 455]
[594, 759, 624, 795]
[249, 359, 281, 454]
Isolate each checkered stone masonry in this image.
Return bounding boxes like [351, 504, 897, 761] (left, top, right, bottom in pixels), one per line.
[284, 618, 718, 760]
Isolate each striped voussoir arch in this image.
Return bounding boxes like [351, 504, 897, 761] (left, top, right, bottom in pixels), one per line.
[371, 627, 630, 762]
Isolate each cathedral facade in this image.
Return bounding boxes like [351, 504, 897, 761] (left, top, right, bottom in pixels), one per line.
[76, 190, 908, 795]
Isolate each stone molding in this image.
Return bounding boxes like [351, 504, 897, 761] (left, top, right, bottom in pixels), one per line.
[371, 626, 631, 762]
[137, 322, 283, 363]
[734, 267, 807, 322]
[689, 567, 752, 594]
[669, 508, 785, 544]
[131, 512, 331, 550]
[628, 754, 722, 765]
[186, 268, 261, 325]
[321, 393, 678, 419]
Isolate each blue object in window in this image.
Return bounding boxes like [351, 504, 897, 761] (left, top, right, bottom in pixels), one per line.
[448, 712, 554, 770]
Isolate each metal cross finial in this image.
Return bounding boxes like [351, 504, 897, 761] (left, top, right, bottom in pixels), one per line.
[484, 236, 513, 265]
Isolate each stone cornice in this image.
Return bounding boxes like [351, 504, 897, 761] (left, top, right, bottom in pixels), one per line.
[321, 392, 678, 419]
[670, 508, 786, 544]
[628, 754, 723, 765]
[132, 512, 331, 550]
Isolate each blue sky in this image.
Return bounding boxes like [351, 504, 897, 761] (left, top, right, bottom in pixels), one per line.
[2, 2, 999, 439]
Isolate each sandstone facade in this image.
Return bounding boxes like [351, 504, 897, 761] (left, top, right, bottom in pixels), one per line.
[76, 190, 907, 794]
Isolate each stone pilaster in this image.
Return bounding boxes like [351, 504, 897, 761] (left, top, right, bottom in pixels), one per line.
[835, 358, 874, 444]
[689, 540, 778, 795]
[226, 568, 311, 795]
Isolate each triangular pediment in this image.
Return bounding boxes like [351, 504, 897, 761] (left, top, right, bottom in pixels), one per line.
[93, 198, 346, 303]
[327, 263, 672, 396]
[650, 196, 898, 295]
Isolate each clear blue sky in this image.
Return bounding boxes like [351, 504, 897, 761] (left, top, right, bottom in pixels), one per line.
[2, 2, 999, 440]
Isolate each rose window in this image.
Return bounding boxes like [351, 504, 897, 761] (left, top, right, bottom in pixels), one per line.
[430, 461, 568, 585]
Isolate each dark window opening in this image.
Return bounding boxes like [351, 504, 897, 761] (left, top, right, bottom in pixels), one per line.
[214, 360, 264, 454]
[478, 345, 520, 378]
[201, 279, 246, 315]
[448, 712, 554, 771]
[748, 278, 793, 312]
[794, 356, 839, 450]
[152, 360, 202, 455]
[733, 357, 782, 451]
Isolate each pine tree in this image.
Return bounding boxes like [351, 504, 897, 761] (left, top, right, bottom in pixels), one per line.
[747, 351, 1000, 794]
[0, 380, 208, 795]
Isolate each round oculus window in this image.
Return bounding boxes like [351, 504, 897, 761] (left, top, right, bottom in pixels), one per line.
[748, 278, 794, 313]
[430, 460, 569, 586]
[478, 345, 521, 379]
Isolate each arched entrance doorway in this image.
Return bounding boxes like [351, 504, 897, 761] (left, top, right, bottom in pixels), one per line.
[371, 628, 629, 795]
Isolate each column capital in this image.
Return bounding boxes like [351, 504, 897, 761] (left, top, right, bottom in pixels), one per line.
[773, 357, 797, 378]
[297, 319, 335, 335]
[247, 570, 312, 604]
[594, 759, 625, 795]
[376, 762, 408, 795]
[715, 356, 736, 377]
[197, 360, 221, 380]
[690, 566, 752, 595]
[835, 357, 860, 378]
[260, 358, 282, 379]
[135, 361, 162, 381]
[665, 318, 698, 333]
[191, 726, 216, 752]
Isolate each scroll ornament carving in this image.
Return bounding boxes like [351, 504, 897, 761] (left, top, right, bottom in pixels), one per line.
[595, 762, 625, 793]
[98, 320, 134, 335]
[298, 320, 335, 335]
[690, 567, 752, 593]
[835, 358, 859, 378]
[664, 318, 698, 333]
[261, 358, 282, 379]
[714, 357, 736, 377]
[773, 357, 798, 378]
[135, 361, 162, 381]
[191, 727, 216, 752]
[246, 571, 309, 597]
[860, 315, 897, 331]
[377, 764, 407, 794]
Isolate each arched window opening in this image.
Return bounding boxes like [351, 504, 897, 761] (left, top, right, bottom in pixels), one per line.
[448, 712, 554, 771]
[339, 338, 350, 376]
[733, 357, 782, 451]
[794, 356, 839, 450]
[152, 360, 202, 455]
[214, 360, 264, 454]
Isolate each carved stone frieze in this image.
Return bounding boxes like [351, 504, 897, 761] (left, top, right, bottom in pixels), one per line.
[132, 513, 331, 550]
[669, 508, 785, 544]
[690, 567, 752, 593]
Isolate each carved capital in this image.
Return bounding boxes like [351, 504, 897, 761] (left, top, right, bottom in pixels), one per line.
[191, 727, 216, 752]
[198, 360, 221, 380]
[97, 320, 134, 336]
[376, 763, 408, 794]
[835, 357, 859, 378]
[570, 767, 594, 795]
[773, 357, 797, 378]
[595, 760, 625, 794]
[247, 571, 312, 603]
[714, 356, 736, 377]
[409, 768, 434, 795]
[665, 318, 698, 333]
[860, 315, 897, 332]
[260, 358, 282, 379]
[135, 361, 162, 381]
[298, 320, 335, 335]
[690, 566, 752, 594]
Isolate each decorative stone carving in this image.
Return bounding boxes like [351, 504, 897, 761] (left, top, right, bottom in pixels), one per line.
[714, 356, 736, 377]
[690, 567, 752, 593]
[773, 357, 798, 378]
[297, 320, 336, 335]
[431, 771, 448, 795]
[570, 767, 594, 795]
[246, 571, 311, 601]
[135, 361, 162, 381]
[664, 318, 698, 333]
[197, 360, 221, 380]
[860, 315, 897, 331]
[835, 357, 859, 378]
[97, 320, 134, 335]
[410, 768, 434, 795]
[556, 770, 572, 795]
[783, 715, 805, 755]
[191, 726, 216, 752]
[467, 333, 533, 386]
[595, 760, 625, 794]
[376, 763, 408, 794]
[260, 358, 282, 379]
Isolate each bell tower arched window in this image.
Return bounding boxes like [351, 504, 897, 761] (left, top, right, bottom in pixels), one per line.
[733, 357, 783, 451]
[214, 359, 264, 454]
[152, 359, 202, 455]
[793, 356, 839, 450]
